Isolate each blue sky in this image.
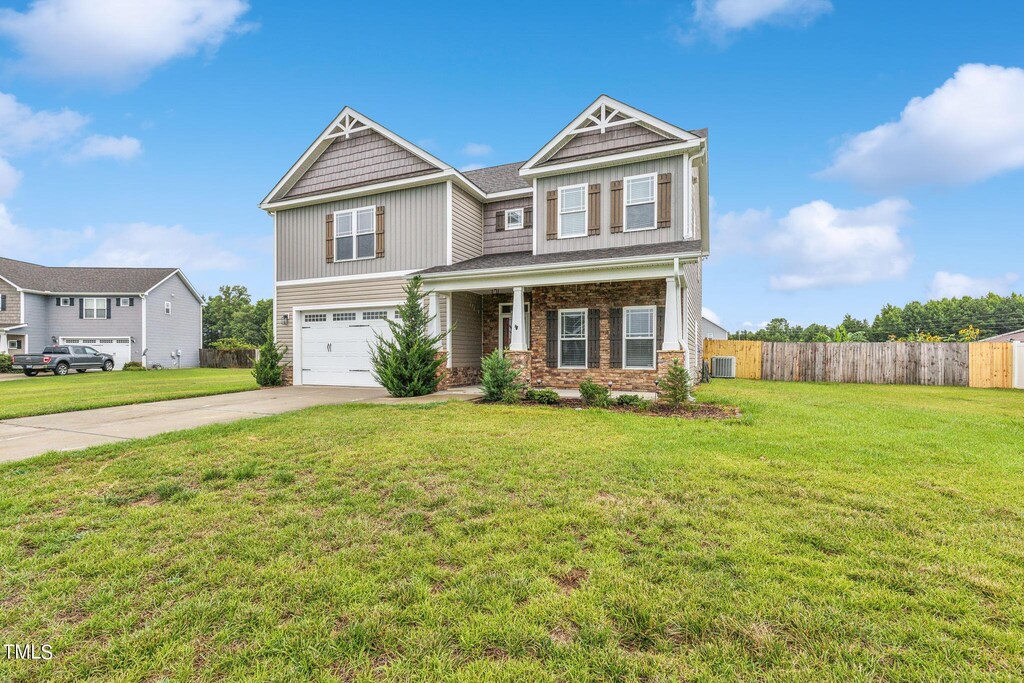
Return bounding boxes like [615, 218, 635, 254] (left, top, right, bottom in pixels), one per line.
[0, 0, 1022, 332]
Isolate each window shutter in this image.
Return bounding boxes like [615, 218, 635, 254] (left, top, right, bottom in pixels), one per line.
[79, 298, 84, 319]
[610, 180, 624, 233]
[129, 298, 135, 307]
[546, 190, 558, 240]
[609, 307, 623, 369]
[115, 298, 121, 307]
[325, 213, 335, 263]
[55, 297, 60, 307]
[523, 207, 533, 230]
[69, 298, 74, 306]
[106, 298, 112, 316]
[587, 309, 600, 368]
[375, 206, 385, 258]
[656, 306, 666, 350]
[495, 209, 505, 232]
[657, 173, 671, 228]
[545, 310, 558, 368]
[587, 184, 601, 236]
[0, 294, 5, 311]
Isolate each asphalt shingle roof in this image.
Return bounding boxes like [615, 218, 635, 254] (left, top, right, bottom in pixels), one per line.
[462, 162, 531, 194]
[0, 257, 178, 294]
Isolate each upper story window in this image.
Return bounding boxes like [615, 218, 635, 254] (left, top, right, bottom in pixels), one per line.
[58, 297, 72, 307]
[83, 298, 108, 319]
[335, 206, 376, 261]
[506, 208, 524, 230]
[624, 174, 656, 231]
[558, 185, 587, 239]
[118, 297, 130, 307]
[164, 301, 172, 315]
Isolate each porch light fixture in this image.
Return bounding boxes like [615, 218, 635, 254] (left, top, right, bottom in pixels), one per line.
[281, 313, 290, 326]
[51, 335, 57, 344]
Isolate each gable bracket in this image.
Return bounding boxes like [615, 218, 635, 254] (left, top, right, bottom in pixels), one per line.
[326, 113, 371, 140]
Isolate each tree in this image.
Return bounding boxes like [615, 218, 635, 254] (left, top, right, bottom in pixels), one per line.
[202, 285, 273, 347]
[369, 276, 448, 397]
[252, 316, 287, 386]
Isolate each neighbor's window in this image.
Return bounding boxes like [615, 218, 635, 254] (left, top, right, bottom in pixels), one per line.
[59, 297, 72, 307]
[83, 298, 108, 319]
[118, 297, 130, 307]
[334, 206, 376, 261]
[9, 339, 21, 350]
[559, 309, 587, 368]
[558, 185, 587, 238]
[625, 174, 656, 231]
[624, 306, 656, 369]
[164, 301, 172, 315]
[506, 207, 524, 230]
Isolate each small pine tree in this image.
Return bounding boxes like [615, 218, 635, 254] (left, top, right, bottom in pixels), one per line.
[252, 316, 287, 386]
[660, 359, 692, 408]
[480, 349, 525, 403]
[369, 276, 448, 397]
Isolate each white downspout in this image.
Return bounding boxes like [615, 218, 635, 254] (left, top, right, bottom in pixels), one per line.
[141, 295, 148, 367]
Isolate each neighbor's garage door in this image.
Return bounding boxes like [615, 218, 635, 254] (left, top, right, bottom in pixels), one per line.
[59, 337, 132, 369]
[299, 308, 394, 387]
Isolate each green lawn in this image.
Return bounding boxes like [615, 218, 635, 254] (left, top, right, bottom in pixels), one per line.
[1, 381, 1022, 681]
[0, 368, 258, 420]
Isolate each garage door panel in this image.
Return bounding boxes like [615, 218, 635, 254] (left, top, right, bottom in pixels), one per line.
[299, 308, 393, 387]
[59, 337, 131, 369]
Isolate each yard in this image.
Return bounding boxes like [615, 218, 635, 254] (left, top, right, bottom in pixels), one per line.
[0, 369, 257, 420]
[0, 381, 1022, 681]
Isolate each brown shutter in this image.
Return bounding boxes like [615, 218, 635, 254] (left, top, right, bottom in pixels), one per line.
[610, 180, 623, 233]
[657, 173, 671, 228]
[0, 294, 5, 311]
[656, 306, 666, 350]
[546, 190, 558, 240]
[375, 206, 385, 258]
[325, 213, 334, 263]
[495, 209, 505, 232]
[587, 183, 601, 236]
[523, 206, 533, 230]
[545, 310, 558, 368]
[609, 307, 623, 369]
[587, 309, 600, 368]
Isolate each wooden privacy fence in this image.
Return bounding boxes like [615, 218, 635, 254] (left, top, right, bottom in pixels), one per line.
[199, 348, 258, 369]
[703, 340, 1017, 389]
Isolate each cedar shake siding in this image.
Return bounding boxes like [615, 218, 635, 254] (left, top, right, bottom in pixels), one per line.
[284, 128, 437, 199]
[534, 157, 693, 256]
[0, 278, 20, 327]
[542, 123, 675, 165]
[482, 198, 534, 255]
[276, 183, 446, 282]
[450, 184, 484, 263]
[145, 273, 202, 368]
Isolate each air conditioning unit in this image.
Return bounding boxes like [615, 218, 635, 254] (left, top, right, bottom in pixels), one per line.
[711, 356, 736, 379]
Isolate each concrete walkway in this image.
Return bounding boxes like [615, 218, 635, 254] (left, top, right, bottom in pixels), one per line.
[0, 386, 400, 463]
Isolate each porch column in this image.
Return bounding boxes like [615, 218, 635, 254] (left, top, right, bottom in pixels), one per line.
[662, 277, 682, 351]
[428, 291, 441, 345]
[509, 286, 527, 352]
[0, 331, 7, 355]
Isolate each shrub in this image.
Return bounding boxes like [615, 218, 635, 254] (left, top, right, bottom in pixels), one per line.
[480, 349, 525, 403]
[210, 337, 256, 350]
[660, 360, 693, 408]
[122, 361, 145, 371]
[525, 388, 561, 405]
[252, 316, 288, 387]
[369, 276, 448, 397]
[615, 393, 652, 410]
[579, 379, 611, 408]
[0, 353, 13, 373]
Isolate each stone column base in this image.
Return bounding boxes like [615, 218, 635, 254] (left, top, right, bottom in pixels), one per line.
[505, 350, 532, 386]
[656, 350, 689, 391]
[434, 351, 450, 391]
[281, 365, 294, 386]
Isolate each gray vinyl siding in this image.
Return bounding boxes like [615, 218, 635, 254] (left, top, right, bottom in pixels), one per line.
[544, 123, 672, 165]
[0, 279, 20, 327]
[482, 198, 534, 255]
[449, 292, 482, 368]
[47, 295, 144, 363]
[451, 183, 483, 263]
[284, 129, 437, 199]
[276, 183, 446, 282]
[684, 259, 702, 375]
[21, 294, 49, 345]
[535, 157, 691, 255]
[145, 274, 202, 368]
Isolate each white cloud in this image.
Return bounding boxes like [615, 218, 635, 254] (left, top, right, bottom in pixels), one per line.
[70, 134, 142, 162]
[71, 222, 245, 272]
[0, 90, 87, 151]
[459, 163, 485, 172]
[740, 320, 769, 330]
[0, 158, 22, 198]
[702, 307, 723, 325]
[712, 205, 772, 255]
[821, 64, 1024, 190]
[929, 271, 1020, 299]
[766, 198, 913, 290]
[0, 0, 253, 86]
[462, 142, 492, 157]
[690, 0, 831, 36]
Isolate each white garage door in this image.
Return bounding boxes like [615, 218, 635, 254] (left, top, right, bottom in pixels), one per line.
[59, 337, 132, 369]
[299, 308, 394, 387]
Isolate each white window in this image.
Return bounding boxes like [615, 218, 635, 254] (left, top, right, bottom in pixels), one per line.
[83, 298, 108, 319]
[558, 184, 588, 238]
[505, 207, 524, 230]
[304, 313, 327, 322]
[118, 297, 130, 307]
[333, 312, 356, 322]
[558, 309, 587, 369]
[164, 301, 172, 315]
[9, 338, 21, 350]
[624, 174, 656, 231]
[363, 311, 387, 321]
[58, 297, 72, 307]
[624, 306, 656, 369]
[334, 206, 376, 261]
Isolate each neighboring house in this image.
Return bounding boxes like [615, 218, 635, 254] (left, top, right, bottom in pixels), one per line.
[0, 257, 203, 369]
[702, 316, 729, 341]
[261, 95, 709, 390]
[981, 328, 1024, 343]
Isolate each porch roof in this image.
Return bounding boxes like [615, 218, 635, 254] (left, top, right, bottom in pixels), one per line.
[418, 240, 703, 278]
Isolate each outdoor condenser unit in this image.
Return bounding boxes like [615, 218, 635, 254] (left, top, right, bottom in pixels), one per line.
[711, 356, 737, 379]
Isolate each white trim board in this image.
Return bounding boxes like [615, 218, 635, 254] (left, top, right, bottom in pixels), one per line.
[276, 270, 417, 288]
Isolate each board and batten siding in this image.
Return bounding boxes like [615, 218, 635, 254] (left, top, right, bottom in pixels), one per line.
[683, 259, 701, 374]
[482, 198, 534, 255]
[284, 129, 437, 199]
[145, 273, 202, 368]
[276, 182, 446, 282]
[543, 123, 672, 165]
[449, 292, 482, 368]
[451, 183, 483, 263]
[535, 157, 694, 255]
[0, 278, 20, 327]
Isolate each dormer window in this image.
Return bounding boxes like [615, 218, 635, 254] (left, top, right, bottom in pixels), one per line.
[506, 208, 524, 230]
[624, 173, 656, 231]
[558, 184, 587, 238]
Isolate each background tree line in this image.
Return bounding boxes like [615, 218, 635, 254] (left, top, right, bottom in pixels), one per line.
[731, 292, 1024, 342]
[202, 285, 273, 348]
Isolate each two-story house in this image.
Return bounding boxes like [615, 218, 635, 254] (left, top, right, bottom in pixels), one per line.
[0, 257, 204, 368]
[261, 96, 709, 390]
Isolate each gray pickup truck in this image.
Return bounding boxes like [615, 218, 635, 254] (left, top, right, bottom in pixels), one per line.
[12, 345, 116, 376]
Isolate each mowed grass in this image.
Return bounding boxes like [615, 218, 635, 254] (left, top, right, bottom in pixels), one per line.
[1, 381, 1023, 682]
[0, 368, 257, 419]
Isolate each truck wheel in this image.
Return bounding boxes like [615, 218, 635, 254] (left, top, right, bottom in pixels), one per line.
[102, 360, 114, 372]
[23, 370, 38, 377]
[54, 362, 70, 376]
[76, 369, 87, 373]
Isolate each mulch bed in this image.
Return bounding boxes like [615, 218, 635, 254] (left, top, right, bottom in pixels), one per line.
[475, 397, 740, 419]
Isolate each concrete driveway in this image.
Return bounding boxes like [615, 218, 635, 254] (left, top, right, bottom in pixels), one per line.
[0, 385, 388, 463]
